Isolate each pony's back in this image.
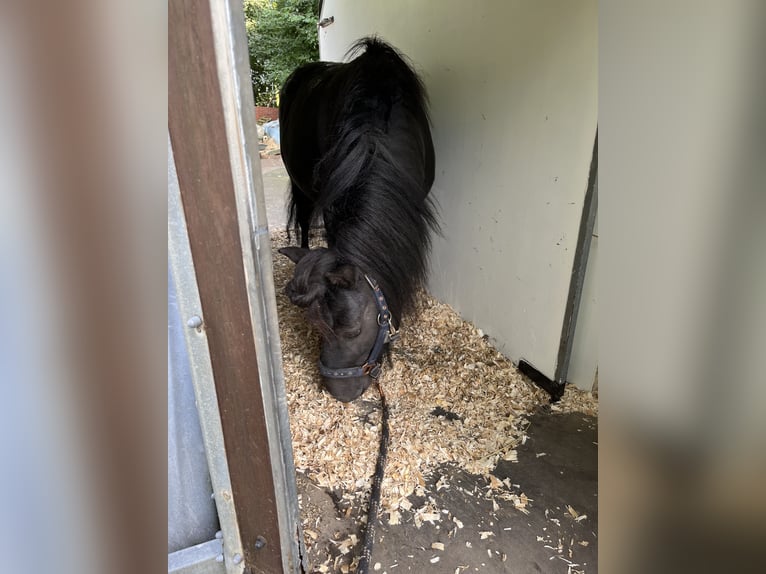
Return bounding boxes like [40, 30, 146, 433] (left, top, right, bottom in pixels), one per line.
[312, 38, 434, 229]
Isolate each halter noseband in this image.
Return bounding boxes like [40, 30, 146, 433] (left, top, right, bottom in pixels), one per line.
[318, 275, 399, 380]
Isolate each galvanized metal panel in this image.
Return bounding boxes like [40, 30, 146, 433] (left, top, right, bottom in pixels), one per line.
[168, 134, 245, 574]
[555, 145, 598, 385]
[169, 539, 226, 574]
[170, 0, 287, 562]
[169, 0, 304, 569]
[168, 263, 219, 553]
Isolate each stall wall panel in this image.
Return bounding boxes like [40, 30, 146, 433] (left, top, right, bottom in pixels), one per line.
[319, 0, 597, 379]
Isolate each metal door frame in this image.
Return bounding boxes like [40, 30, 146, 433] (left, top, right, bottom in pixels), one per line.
[168, 0, 304, 572]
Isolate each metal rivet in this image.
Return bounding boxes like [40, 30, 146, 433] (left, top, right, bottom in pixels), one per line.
[255, 536, 267, 550]
[187, 315, 203, 328]
[215, 554, 224, 563]
[215, 530, 223, 539]
[232, 554, 243, 564]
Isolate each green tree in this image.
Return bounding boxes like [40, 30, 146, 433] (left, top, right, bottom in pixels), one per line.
[244, 0, 319, 107]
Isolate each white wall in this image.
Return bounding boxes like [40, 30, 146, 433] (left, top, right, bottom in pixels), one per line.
[319, 0, 597, 381]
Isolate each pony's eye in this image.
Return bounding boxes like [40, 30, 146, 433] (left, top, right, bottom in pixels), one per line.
[342, 328, 362, 339]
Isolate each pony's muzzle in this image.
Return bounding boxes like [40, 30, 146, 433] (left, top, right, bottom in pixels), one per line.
[321, 375, 372, 403]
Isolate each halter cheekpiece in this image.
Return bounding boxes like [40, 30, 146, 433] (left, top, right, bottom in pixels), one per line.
[318, 275, 399, 380]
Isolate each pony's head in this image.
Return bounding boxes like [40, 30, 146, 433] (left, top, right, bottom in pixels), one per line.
[279, 246, 390, 402]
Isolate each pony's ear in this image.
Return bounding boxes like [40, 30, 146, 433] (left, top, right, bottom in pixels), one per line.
[285, 279, 325, 307]
[278, 246, 310, 263]
[283, 248, 332, 307]
[325, 265, 360, 289]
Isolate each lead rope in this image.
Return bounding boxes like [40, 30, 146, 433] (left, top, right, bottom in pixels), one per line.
[356, 379, 390, 574]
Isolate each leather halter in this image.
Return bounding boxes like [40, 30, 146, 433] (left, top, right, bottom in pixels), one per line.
[318, 275, 399, 380]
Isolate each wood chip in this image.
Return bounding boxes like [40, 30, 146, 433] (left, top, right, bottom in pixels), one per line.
[551, 385, 599, 416]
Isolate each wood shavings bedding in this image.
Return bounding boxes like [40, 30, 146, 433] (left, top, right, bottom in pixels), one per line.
[270, 230, 597, 523]
[551, 384, 599, 416]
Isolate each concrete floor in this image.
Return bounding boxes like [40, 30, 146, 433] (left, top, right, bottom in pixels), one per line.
[261, 157, 290, 231]
[298, 412, 597, 574]
[260, 160, 598, 573]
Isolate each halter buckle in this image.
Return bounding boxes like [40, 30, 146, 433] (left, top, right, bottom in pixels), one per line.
[386, 322, 399, 343]
[362, 362, 382, 379]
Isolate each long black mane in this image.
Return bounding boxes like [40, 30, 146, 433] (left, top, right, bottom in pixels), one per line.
[279, 37, 438, 321]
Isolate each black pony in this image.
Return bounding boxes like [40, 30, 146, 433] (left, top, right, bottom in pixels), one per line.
[278, 37, 438, 402]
